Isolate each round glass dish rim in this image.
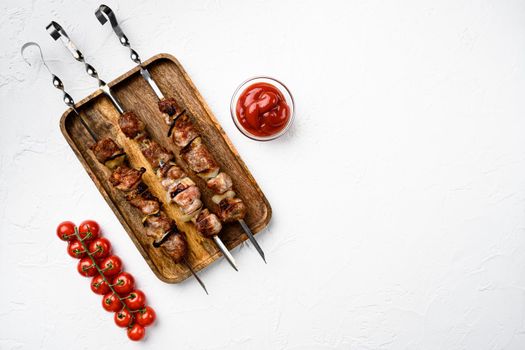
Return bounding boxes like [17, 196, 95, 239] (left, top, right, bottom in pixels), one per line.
[230, 76, 295, 141]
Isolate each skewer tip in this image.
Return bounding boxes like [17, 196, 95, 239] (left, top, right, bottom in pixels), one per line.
[184, 258, 209, 295]
[238, 219, 266, 264]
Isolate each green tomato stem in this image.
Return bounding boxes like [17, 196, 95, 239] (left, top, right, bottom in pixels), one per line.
[72, 226, 131, 312]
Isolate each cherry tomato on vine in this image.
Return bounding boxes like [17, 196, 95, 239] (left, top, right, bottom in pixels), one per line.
[127, 324, 146, 341]
[88, 238, 111, 259]
[102, 292, 122, 312]
[124, 290, 146, 310]
[56, 221, 76, 241]
[112, 272, 135, 295]
[78, 220, 100, 241]
[91, 274, 110, 295]
[100, 255, 123, 277]
[77, 257, 97, 277]
[114, 309, 134, 328]
[136, 306, 156, 327]
[67, 240, 87, 259]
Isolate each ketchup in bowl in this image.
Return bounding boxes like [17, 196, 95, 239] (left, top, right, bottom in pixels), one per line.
[231, 77, 294, 141]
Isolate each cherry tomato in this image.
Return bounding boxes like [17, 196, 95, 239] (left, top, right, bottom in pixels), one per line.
[67, 240, 87, 259]
[88, 238, 111, 259]
[56, 221, 76, 241]
[136, 306, 156, 327]
[91, 274, 110, 295]
[78, 220, 100, 241]
[102, 292, 123, 312]
[77, 257, 97, 277]
[112, 272, 135, 295]
[114, 309, 134, 328]
[100, 255, 123, 277]
[124, 290, 146, 310]
[127, 324, 145, 341]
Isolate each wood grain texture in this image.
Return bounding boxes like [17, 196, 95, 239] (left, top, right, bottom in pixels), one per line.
[60, 54, 272, 283]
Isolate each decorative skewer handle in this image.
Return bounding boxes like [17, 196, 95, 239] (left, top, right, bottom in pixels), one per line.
[21, 41, 98, 140]
[46, 21, 125, 114]
[46, 21, 106, 87]
[21, 42, 77, 111]
[94, 5, 165, 99]
[95, 5, 141, 65]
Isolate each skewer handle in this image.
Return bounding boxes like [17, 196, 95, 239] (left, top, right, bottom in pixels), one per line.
[20, 42, 98, 141]
[46, 21, 106, 87]
[21, 42, 76, 111]
[46, 21, 126, 114]
[95, 5, 141, 65]
[95, 5, 165, 100]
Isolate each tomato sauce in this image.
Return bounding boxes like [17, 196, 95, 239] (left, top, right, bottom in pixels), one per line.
[235, 82, 290, 137]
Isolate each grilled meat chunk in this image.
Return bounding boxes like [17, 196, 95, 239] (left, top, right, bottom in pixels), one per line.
[144, 212, 174, 238]
[181, 137, 217, 174]
[158, 97, 179, 116]
[172, 114, 199, 147]
[109, 166, 145, 192]
[162, 232, 187, 263]
[127, 192, 160, 216]
[140, 139, 173, 169]
[173, 186, 201, 208]
[218, 197, 246, 222]
[91, 138, 123, 163]
[181, 198, 202, 215]
[195, 209, 222, 237]
[160, 163, 186, 185]
[207, 172, 233, 194]
[167, 178, 195, 198]
[119, 111, 145, 139]
[166, 165, 186, 180]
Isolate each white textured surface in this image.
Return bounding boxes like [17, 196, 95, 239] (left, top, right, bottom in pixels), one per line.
[2, 0, 525, 348]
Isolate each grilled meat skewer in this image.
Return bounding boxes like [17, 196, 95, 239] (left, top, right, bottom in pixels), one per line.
[91, 138, 188, 263]
[158, 98, 264, 262]
[22, 40, 208, 292]
[116, 111, 237, 270]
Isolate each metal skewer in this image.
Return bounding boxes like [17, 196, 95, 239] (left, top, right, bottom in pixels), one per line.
[30, 34, 207, 294]
[95, 5, 266, 264]
[46, 20, 237, 272]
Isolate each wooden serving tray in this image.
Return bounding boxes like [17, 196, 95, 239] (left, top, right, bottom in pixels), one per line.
[60, 54, 272, 283]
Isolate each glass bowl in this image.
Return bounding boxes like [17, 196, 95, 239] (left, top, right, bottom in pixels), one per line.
[230, 76, 295, 141]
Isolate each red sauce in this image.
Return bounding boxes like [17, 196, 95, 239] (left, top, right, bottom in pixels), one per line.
[236, 82, 290, 137]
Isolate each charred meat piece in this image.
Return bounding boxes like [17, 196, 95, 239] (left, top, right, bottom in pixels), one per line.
[144, 212, 174, 238]
[207, 172, 233, 194]
[140, 139, 174, 169]
[167, 178, 195, 197]
[195, 209, 222, 237]
[181, 198, 202, 215]
[212, 190, 236, 205]
[197, 167, 220, 181]
[158, 97, 179, 116]
[127, 192, 160, 216]
[124, 182, 148, 199]
[91, 138, 123, 163]
[181, 137, 218, 174]
[109, 166, 145, 192]
[162, 232, 187, 263]
[166, 165, 186, 180]
[160, 164, 187, 189]
[218, 197, 246, 222]
[172, 114, 199, 147]
[119, 111, 145, 139]
[173, 186, 201, 208]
